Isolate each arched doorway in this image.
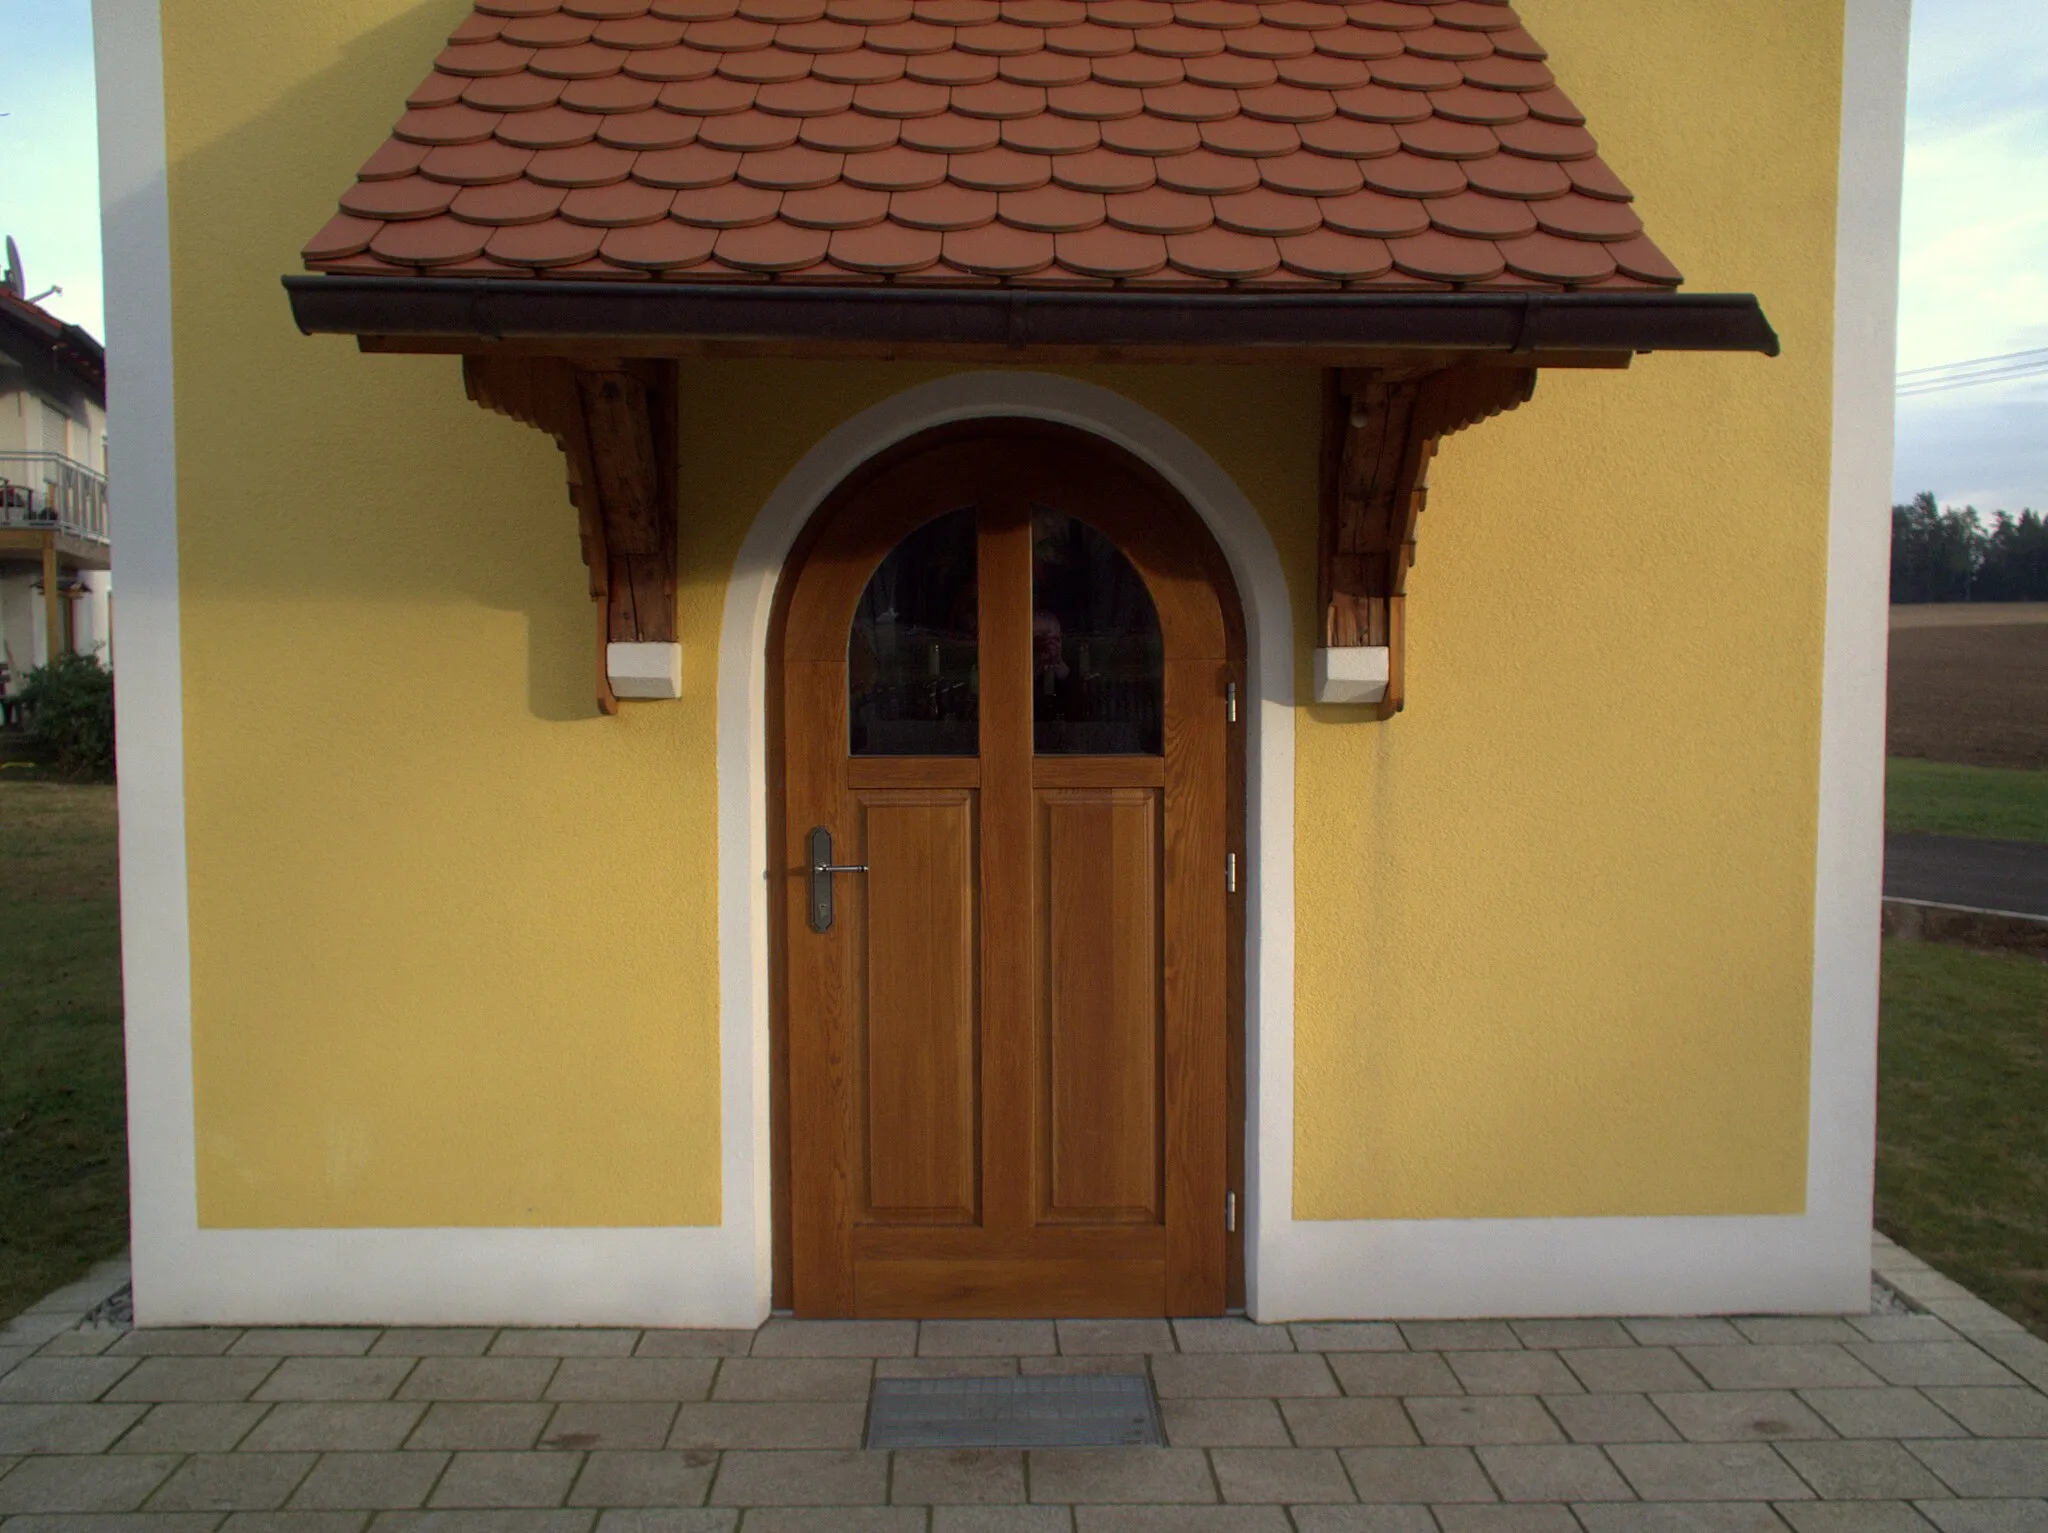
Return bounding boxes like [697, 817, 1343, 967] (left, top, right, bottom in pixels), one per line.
[769, 421, 1247, 1318]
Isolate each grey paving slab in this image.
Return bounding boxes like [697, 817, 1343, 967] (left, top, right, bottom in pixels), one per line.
[736, 1510, 924, 1533]
[3, 1318, 97, 1351]
[1850, 1347, 2025, 1389]
[1398, 1323, 1521, 1353]
[1479, 1442, 1635, 1501]
[375, 1513, 598, 1533]
[0, 1454, 183, 1513]
[1908, 1440, 2048, 1498]
[365, 1335, 495, 1361]
[1776, 1439, 1954, 1500]
[1325, 1353, 1460, 1398]
[1976, 1338, 2048, 1395]
[1157, 1398, 1290, 1447]
[1024, 1447, 1214, 1504]
[1776, 1504, 1940, 1532]
[0, 1361, 141, 1404]
[1338, 1445, 1496, 1503]
[253, 1363, 415, 1405]
[0, 1404, 151, 1455]
[1925, 1390, 2048, 1439]
[1651, 1391, 1836, 1443]
[1573, 1505, 1794, 1531]
[566, 1451, 719, 1509]
[37, 1332, 124, 1358]
[1567, 1348, 1709, 1395]
[1404, 1396, 1564, 1447]
[286, 1454, 449, 1512]
[394, 1362, 559, 1404]
[1797, 1388, 1966, 1440]
[1433, 1508, 1585, 1533]
[1918, 1501, 2048, 1531]
[880, 1358, 1024, 1379]
[747, 1323, 915, 1360]
[1168, 1320, 1290, 1355]
[1448, 1351, 1583, 1397]
[1052, 1323, 1172, 1358]
[1732, 1321, 1863, 1346]
[239, 1405, 427, 1454]
[223, 1513, 376, 1533]
[1608, 1444, 1816, 1502]
[708, 1360, 868, 1404]
[665, 1403, 865, 1450]
[1928, 1305, 2032, 1342]
[1546, 1393, 1684, 1444]
[1016, 1357, 1144, 1379]
[108, 1362, 280, 1405]
[931, 1507, 1075, 1533]
[116, 1404, 272, 1454]
[0, 1515, 225, 1533]
[148, 1455, 319, 1513]
[591, 1512, 732, 1533]
[543, 1362, 715, 1404]
[1623, 1320, 1748, 1348]
[1511, 1320, 1635, 1350]
[228, 1336, 378, 1360]
[1073, 1507, 1291, 1531]
[1855, 1319, 1964, 1345]
[1278, 1398, 1420, 1448]
[1147, 1354, 1335, 1399]
[1287, 1508, 1437, 1533]
[402, 1404, 554, 1451]
[1289, 1325, 1407, 1354]
[1210, 1444, 1353, 1502]
[630, 1335, 752, 1360]
[539, 1404, 677, 1451]
[888, 1447, 1026, 1503]
[705, 1449, 881, 1506]
[112, 1335, 243, 1359]
[427, 1452, 581, 1509]
[489, 1335, 638, 1361]
[1679, 1348, 1884, 1393]
[920, 1324, 1057, 1359]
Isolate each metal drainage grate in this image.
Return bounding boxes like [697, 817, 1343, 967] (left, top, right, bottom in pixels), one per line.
[866, 1373, 1162, 1449]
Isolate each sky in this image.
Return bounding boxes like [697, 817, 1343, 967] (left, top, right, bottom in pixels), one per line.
[0, 0, 2043, 512]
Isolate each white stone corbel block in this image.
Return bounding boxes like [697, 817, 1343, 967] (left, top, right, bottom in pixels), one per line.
[607, 642, 683, 700]
[1313, 646, 1390, 707]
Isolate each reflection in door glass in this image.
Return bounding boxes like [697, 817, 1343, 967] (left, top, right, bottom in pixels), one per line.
[850, 505, 979, 756]
[1032, 509, 1163, 755]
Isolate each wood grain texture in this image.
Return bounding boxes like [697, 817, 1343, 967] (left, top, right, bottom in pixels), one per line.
[857, 1259, 1167, 1318]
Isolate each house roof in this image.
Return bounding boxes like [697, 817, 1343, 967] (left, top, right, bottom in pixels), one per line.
[0, 290, 106, 405]
[301, 0, 1683, 294]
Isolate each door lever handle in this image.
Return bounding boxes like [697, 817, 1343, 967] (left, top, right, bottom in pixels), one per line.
[807, 826, 866, 933]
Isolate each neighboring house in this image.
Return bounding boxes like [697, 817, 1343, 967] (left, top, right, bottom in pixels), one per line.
[0, 247, 112, 693]
[100, 0, 1905, 1326]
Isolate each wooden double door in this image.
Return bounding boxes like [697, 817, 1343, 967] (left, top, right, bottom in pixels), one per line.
[775, 427, 1241, 1317]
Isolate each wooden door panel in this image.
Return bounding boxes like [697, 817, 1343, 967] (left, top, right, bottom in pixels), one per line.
[857, 1257, 1167, 1318]
[1037, 788, 1164, 1225]
[858, 790, 979, 1224]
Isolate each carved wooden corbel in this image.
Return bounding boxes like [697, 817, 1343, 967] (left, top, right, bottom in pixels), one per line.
[1318, 363, 1537, 717]
[464, 355, 679, 714]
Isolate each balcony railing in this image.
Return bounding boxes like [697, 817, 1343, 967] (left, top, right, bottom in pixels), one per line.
[0, 452, 110, 545]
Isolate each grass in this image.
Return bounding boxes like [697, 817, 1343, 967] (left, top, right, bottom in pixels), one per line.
[1877, 938, 2048, 1340]
[1887, 757, 2048, 843]
[0, 781, 128, 1323]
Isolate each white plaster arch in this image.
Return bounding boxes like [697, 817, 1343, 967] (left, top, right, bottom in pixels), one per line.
[714, 372, 1299, 1319]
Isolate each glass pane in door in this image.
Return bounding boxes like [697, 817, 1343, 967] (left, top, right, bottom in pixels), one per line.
[849, 505, 979, 755]
[1031, 509, 1163, 755]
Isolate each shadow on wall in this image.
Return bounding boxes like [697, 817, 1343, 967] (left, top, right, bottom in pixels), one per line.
[153, 0, 681, 724]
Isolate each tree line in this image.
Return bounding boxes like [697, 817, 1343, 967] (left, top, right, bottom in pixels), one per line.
[1891, 492, 2048, 603]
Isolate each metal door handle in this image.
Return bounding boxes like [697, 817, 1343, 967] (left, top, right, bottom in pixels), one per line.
[807, 826, 866, 932]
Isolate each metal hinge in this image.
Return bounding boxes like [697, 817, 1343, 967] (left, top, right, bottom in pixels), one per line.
[1225, 852, 1237, 895]
[1225, 1191, 1238, 1233]
[1225, 681, 1238, 724]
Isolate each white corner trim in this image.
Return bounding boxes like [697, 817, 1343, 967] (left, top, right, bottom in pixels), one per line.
[607, 640, 684, 699]
[1312, 646, 1390, 706]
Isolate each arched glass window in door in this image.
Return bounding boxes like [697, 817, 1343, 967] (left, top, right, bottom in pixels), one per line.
[848, 505, 978, 755]
[1031, 509, 1163, 755]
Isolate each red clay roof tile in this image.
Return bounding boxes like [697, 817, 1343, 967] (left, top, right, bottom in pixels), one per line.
[307, 0, 1684, 290]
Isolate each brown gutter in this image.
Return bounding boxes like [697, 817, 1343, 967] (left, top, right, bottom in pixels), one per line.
[285, 276, 1780, 359]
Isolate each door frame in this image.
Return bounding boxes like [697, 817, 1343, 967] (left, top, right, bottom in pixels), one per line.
[765, 417, 1250, 1312]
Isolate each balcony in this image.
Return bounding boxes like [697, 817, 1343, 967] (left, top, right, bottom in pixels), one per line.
[0, 451, 110, 547]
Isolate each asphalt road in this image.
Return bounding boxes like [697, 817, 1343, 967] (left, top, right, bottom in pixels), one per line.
[1885, 833, 2048, 918]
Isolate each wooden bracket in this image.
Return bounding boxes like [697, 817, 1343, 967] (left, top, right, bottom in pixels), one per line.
[464, 355, 678, 714]
[1318, 363, 1537, 717]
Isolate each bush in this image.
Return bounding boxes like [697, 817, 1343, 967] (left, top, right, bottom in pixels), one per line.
[16, 652, 115, 780]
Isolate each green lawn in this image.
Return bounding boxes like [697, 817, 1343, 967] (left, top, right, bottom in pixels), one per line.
[1877, 938, 2048, 1339]
[1887, 757, 2048, 842]
[0, 782, 129, 1323]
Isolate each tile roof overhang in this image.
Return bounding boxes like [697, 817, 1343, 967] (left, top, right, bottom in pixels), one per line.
[287, 0, 1778, 361]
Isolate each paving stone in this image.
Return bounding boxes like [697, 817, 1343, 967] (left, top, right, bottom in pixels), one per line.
[1433, 1508, 1585, 1532]
[1799, 1388, 1968, 1440]
[223, 1514, 378, 1533]
[1479, 1443, 1634, 1501]
[0, 1454, 182, 1513]
[1289, 1325, 1407, 1354]
[110, 1360, 283, 1405]
[1545, 1393, 1683, 1444]
[1210, 1445, 1353, 1502]
[748, 1323, 916, 1360]
[1565, 1348, 1708, 1395]
[632, 1334, 753, 1359]
[540, 1404, 676, 1451]
[0, 1515, 224, 1533]
[920, 1323, 1057, 1358]
[1651, 1391, 1836, 1443]
[1326, 1354, 1460, 1398]
[1017, 1357, 1143, 1378]
[0, 1360, 141, 1404]
[739, 1511, 924, 1533]
[1338, 1446, 1496, 1503]
[404, 1404, 554, 1451]
[889, 1448, 1025, 1503]
[1573, 1507, 1792, 1532]
[1924, 1389, 2048, 1438]
[428, 1452, 582, 1508]
[710, 1360, 868, 1404]
[544, 1361, 716, 1404]
[566, 1449, 724, 1509]
[1854, 1319, 1963, 1345]
[1025, 1447, 1214, 1504]
[879, 1359, 1022, 1380]
[1054, 1322, 1173, 1357]
[395, 1361, 559, 1403]
[241, 1404, 426, 1453]
[1510, 1320, 1635, 1350]
[149, 1454, 319, 1512]
[1975, 1338, 2048, 1394]
[1622, 1320, 1747, 1348]
[1608, 1443, 1815, 1501]
[1169, 1320, 1291, 1354]
[1405, 1397, 1564, 1447]
[1398, 1323, 1521, 1353]
[1149, 1354, 1335, 1399]
[1887, 1272, 1979, 1308]
[668, 1403, 867, 1451]
[1279, 1398, 1419, 1448]
[1289, 1508, 1437, 1533]
[1073, 1509, 1291, 1531]
[1776, 1505, 1939, 1532]
[1926, 1304, 2030, 1341]
[1918, 1501, 2048, 1531]
[0, 1403, 150, 1455]
[255, 1362, 415, 1404]
[38, 1332, 124, 1358]
[112, 1333, 244, 1358]
[231, 1335, 379, 1359]
[705, 1449, 881, 1506]
[490, 1335, 639, 1360]
[1848, 1346, 2024, 1389]
[1776, 1439, 1952, 1499]
[593, 1512, 734, 1533]
[287, 1453, 449, 1510]
[1732, 1321, 1863, 1346]
[377, 1514, 600, 1533]
[1157, 1398, 1290, 1447]
[1449, 1352, 1582, 1397]
[931, 1508, 1074, 1533]
[1679, 1347, 1882, 1393]
[1907, 1440, 2048, 1498]
[117, 1402, 271, 1453]
[367, 1334, 495, 1360]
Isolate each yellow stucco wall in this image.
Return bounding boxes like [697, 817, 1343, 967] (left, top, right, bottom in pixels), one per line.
[163, 0, 1839, 1227]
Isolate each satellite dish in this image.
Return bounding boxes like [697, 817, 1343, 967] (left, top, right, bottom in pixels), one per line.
[2, 237, 22, 299]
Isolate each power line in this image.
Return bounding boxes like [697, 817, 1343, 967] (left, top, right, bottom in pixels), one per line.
[1897, 346, 2048, 398]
